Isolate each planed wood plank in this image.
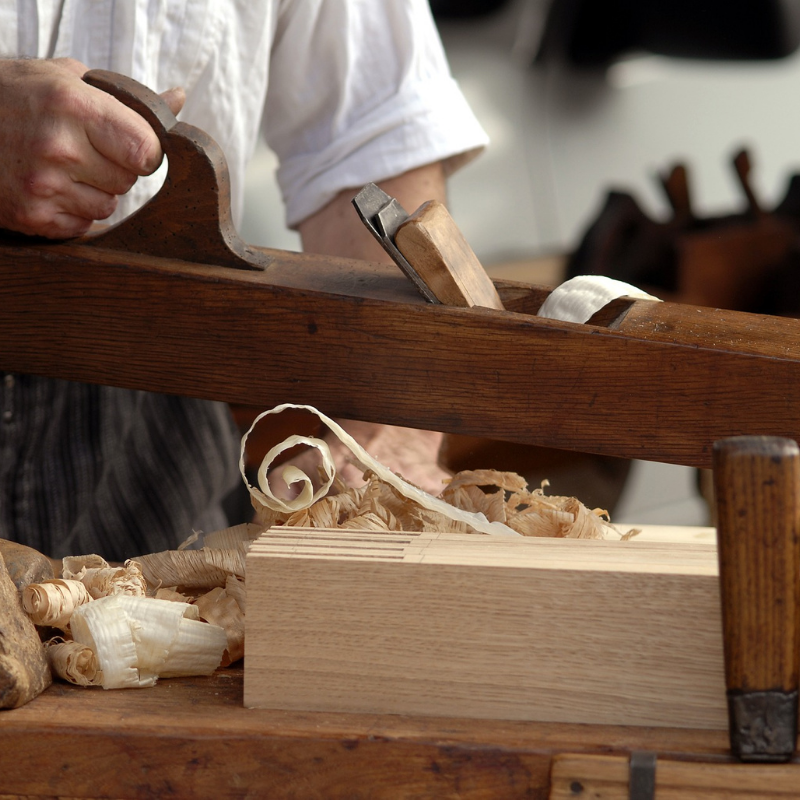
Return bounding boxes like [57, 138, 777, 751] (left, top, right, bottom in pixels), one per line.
[245, 528, 728, 729]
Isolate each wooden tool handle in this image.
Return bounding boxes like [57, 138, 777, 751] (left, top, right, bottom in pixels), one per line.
[80, 70, 267, 270]
[732, 148, 763, 218]
[394, 200, 504, 310]
[83, 70, 178, 145]
[713, 436, 800, 762]
[659, 163, 692, 222]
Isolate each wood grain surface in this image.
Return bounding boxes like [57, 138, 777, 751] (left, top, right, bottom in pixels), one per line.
[3, 239, 800, 469]
[394, 199, 505, 309]
[245, 528, 728, 729]
[0, 554, 51, 710]
[0, 666, 739, 800]
[550, 753, 800, 799]
[714, 437, 800, 693]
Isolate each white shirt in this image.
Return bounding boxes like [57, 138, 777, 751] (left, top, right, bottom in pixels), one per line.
[1, 0, 488, 228]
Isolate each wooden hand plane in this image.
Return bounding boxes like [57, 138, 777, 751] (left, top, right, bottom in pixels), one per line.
[1, 71, 800, 471]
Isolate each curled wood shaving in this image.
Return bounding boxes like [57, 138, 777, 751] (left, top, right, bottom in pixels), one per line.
[240, 403, 517, 536]
[446, 469, 528, 494]
[69, 595, 226, 689]
[202, 523, 263, 550]
[201, 546, 247, 580]
[62, 558, 147, 599]
[239, 404, 634, 539]
[21, 579, 92, 630]
[44, 638, 101, 687]
[440, 472, 630, 539]
[158, 615, 227, 680]
[154, 588, 193, 603]
[61, 554, 108, 575]
[256, 464, 630, 540]
[137, 525, 264, 592]
[225, 576, 246, 614]
[135, 549, 237, 591]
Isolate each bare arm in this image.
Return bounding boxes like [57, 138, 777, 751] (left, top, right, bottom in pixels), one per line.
[0, 58, 184, 238]
[297, 161, 446, 259]
[292, 161, 453, 496]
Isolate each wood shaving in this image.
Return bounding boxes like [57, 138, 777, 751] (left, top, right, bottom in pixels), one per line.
[62, 558, 147, 599]
[135, 549, 236, 590]
[154, 588, 193, 603]
[193, 586, 245, 667]
[249, 467, 631, 540]
[240, 404, 635, 540]
[21, 579, 92, 630]
[44, 638, 101, 687]
[69, 595, 226, 689]
[224, 576, 246, 614]
[61, 554, 108, 575]
[240, 403, 517, 536]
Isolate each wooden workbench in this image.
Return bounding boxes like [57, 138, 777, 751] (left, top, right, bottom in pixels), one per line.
[0, 666, 741, 799]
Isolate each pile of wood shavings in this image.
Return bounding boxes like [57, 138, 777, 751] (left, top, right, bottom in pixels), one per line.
[21, 549, 243, 690]
[250, 467, 635, 541]
[25, 403, 637, 691]
[240, 403, 635, 540]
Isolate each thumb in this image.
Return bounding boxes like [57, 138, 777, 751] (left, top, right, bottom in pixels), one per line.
[159, 86, 186, 116]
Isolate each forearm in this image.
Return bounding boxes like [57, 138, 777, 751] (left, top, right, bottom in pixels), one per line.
[296, 161, 446, 261]
[293, 160, 451, 495]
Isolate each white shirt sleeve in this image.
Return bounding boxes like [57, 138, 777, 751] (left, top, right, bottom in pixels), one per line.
[263, 0, 489, 229]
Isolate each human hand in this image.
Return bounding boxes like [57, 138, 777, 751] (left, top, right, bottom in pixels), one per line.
[0, 58, 185, 239]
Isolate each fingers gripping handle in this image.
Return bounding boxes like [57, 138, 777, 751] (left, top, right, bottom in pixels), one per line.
[83, 69, 178, 144]
[80, 70, 268, 271]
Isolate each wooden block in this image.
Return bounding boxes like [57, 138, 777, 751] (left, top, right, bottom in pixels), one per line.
[0, 551, 51, 709]
[0, 539, 54, 590]
[245, 527, 727, 729]
[394, 200, 505, 309]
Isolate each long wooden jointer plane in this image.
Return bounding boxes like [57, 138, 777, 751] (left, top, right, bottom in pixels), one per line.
[5, 70, 800, 793]
[1, 70, 799, 473]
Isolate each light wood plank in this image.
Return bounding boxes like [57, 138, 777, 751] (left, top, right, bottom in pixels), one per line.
[245, 527, 727, 729]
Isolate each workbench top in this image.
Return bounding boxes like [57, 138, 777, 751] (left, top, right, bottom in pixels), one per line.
[0, 667, 734, 799]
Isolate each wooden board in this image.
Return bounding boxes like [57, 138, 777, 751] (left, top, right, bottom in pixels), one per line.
[245, 527, 727, 729]
[550, 753, 800, 799]
[0, 667, 741, 800]
[6, 238, 800, 469]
